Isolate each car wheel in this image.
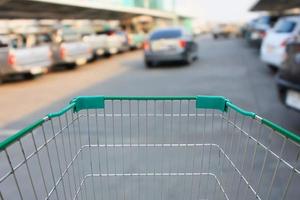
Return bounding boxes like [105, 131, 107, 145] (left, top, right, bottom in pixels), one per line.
[65, 63, 77, 70]
[88, 54, 97, 62]
[268, 64, 278, 73]
[145, 60, 154, 68]
[184, 55, 193, 65]
[277, 84, 286, 104]
[24, 73, 36, 80]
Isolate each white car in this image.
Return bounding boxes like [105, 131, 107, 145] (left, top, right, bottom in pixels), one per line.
[82, 34, 107, 57]
[260, 16, 300, 70]
[0, 33, 52, 82]
[51, 28, 93, 69]
[105, 30, 129, 55]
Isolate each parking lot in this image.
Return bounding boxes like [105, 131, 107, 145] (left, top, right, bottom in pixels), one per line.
[3, 0, 300, 199]
[1, 36, 299, 136]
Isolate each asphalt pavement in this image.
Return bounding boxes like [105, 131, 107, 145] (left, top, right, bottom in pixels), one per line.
[1, 36, 300, 200]
[1, 36, 299, 135]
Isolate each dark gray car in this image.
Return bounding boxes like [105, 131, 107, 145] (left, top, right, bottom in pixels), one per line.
[276, 41, 300, 111]
[144, 27, 198, 67]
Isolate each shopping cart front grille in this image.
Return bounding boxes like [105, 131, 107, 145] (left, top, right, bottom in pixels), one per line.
[0, 96, 299, 200]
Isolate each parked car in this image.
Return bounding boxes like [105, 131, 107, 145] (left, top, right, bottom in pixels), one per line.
[261, 16, 300, 70]
[115, 30, 130, 52]
[246, 15, 280, 48]
[144, 27, 198, 67]
[100, 29, 130, 55]
[83, 34, 107, 58]
[0, 32, 52, 82]
[128, 32, 145, 49]
[51, 27, 93, 69]
[78, 26, 108, 58]
[276, 41, 300, 111]
[212, 23, 240, 39]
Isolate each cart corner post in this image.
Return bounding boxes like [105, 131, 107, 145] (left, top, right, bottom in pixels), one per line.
[72, 96, 105, 112]
[196, 96, 229, 112]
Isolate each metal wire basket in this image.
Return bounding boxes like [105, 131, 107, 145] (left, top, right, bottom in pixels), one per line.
[0, 96, 299, 200]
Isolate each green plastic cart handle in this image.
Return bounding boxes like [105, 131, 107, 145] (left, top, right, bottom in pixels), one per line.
[261, 118, 300, 144]
[0, 119, 45, 150]
[0, 96, 299, 150]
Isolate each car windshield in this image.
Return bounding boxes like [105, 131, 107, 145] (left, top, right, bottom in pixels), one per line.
[274, 20, 297, 33]
[257, 16, 270, 24]
[150, 29, 182, 40]
[256, 16, 279, 27]
[55, 29, 80, 42]
[36, 33, 52, 45]
[9, 35, 26, 48]
[10, 34, 46, 48]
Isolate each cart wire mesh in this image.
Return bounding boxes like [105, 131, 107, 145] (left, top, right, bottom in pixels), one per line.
[0, 96, 299, 200]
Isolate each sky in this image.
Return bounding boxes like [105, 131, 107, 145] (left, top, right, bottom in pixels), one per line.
[175, 0, 260, 23]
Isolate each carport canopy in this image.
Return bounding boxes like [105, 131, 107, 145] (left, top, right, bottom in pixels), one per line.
[251, 0, 300, 11]
[0, 0, 175, 19]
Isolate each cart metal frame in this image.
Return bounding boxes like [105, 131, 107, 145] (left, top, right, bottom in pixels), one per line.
[0, 96, 299, 200]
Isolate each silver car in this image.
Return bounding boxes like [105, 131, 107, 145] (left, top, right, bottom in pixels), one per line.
[78, 26, 108, 58]
[82, 33, 107, 58]
[0, 33, 52, 82]
[51, 27, 93, 69]
[102, 30, 129, 55]
[144, 27, 198, 67]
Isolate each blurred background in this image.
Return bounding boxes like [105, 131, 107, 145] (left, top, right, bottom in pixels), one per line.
[0, 0, 299, 136]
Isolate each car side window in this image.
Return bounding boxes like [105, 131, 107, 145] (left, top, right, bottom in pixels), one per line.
[10, 39, 18, 48]
[274, 20, 297, 33]
[10, 35, 25, 49]
[36, 34, 52, 45]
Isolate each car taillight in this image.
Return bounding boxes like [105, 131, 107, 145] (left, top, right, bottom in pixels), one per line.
[281, 38, 293, 47]
[48, 50, 53, 59]
[281, 39, 288, 47]
[126, 34, 130, 43]
[281, 37, 296, 48]
[259, 31, 266, 38]
[59, 47, 66, 59]
[108, 31, 115, 36]
[179, 40, 187, 48]
[128, 36, 132, 44]
[8, 53, 16, 65]
[143, 41, 150, 50]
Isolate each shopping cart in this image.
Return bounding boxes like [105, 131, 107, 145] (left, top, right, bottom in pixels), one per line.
[0, 96, 299, 200]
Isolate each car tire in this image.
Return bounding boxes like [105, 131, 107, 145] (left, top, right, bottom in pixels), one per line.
[145, 60, 154, 68]
[24, 73, 34, 80]
[277, 84, 286, 104]
[66, 63, 77, 70]
[184, 55, 193, 65]
[88, 54, 97, 62]
[268, 64, 278, 73]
